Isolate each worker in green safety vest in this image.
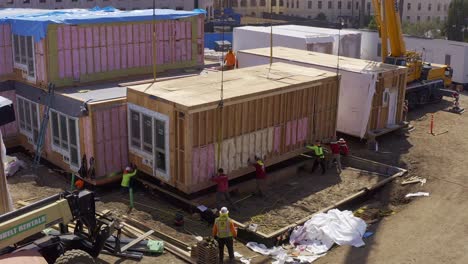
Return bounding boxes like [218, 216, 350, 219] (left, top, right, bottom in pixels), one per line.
[306, 140, 327, 175]
[212, 207, 237, 263]
[121, 164, 137, 193]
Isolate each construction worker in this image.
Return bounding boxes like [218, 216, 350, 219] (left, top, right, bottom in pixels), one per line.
[338, 138, 349, 156]
[306, 140, 327, 175]
[74, 178, 84, 190]
[212, 207, 236, 263]
[248, 155, 267, 197]
[121, 165, 137, 194]
[211, 168, 235, 210]
[328, 140, 342, 174]
[224, 49, 236, 70]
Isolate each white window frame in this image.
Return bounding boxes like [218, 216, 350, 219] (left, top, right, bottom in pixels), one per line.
[16, 95, 40, 145]
[50, 109, 81, 171]
[128, 103, 170, 181]
[12, 34, 36, 82]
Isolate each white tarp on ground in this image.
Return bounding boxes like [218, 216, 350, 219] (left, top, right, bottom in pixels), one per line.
[247, 209, 366, 263]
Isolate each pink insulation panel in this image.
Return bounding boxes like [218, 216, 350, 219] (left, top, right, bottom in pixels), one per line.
[93, 104, 128, 177]
[55, 15, 203, 82]
[192, 144, 216, 185]
[0, 90, 17, 139]
[0, 24, 13, 77]
[35, 40, 47, 85]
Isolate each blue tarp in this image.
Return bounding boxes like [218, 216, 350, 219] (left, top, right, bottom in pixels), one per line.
[204, 32, 233, 50]
[0, 6, 206, 41]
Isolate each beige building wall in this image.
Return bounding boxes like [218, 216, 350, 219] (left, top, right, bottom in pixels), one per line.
[0, 0, 214, 19]
[228, 0, 451, 24]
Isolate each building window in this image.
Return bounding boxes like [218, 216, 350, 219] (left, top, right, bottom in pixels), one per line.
[417, 3, 421, 11]
[338, 1, 342, 9]
[407, 3, 411, 10]
[296, 0, 299, 8]
[318, 1, 322, 9]
[279, 0, 284, 7]
[328, 1, 332, 9]
[259, 0, 265, 6]
[417, 16, 420, 22]
[240, 0, 247, 7]
[292, 0, 294, 8]
[355, 1, 359, 9]
[50, 110, 80, 168]
[437, 3, 440, 11]
[272, 0, 276, 6]
[406, 16, 410, 21]
[367, 2, 370, 11]
[444, 4, 447, 11]
[250, 0, 256, 6]
[12, 35, 35, 80]
[445, 54, 451, 65]
[428, 3, 431, 11]
[308, 0, 312, 9]
[23, 0, 30, 3]
[128, 104, 170, 177]
[17, 96, 40, 145]
[427, 16, 430, 21]
[232, 0, 238, 7]
[347, 1, 351, 9]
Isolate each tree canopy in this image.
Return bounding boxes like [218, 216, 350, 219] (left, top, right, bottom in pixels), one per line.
[445, 0, 468, 42]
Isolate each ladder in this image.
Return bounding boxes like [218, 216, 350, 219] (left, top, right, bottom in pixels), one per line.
[33, 83, 55, 167]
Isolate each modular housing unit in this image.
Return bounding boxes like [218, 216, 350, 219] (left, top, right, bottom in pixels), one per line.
[237, 47, 408, 139]
[0, 7, 205, 88]
[126, 63, 340, 194]
[233, 25, 362, 59]
[0, 7, 206, 182]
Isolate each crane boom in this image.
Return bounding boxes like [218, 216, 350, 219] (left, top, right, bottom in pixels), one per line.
[383, 0, 406, 57]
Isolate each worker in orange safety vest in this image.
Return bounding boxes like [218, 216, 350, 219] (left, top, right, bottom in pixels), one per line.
[224, 50, 236, 70]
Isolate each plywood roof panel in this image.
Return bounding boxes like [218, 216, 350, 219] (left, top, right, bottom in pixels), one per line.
[127, 62, 336, 110]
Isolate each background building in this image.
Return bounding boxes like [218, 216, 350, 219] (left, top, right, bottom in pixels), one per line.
[226, 0, 452, 25]
[0, 0, 215, 19]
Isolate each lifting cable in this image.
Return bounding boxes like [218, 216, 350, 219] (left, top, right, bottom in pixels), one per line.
[216, 4, 226, 170]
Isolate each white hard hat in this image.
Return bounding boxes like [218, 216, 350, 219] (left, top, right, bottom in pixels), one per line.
[220, 207, 229, 215]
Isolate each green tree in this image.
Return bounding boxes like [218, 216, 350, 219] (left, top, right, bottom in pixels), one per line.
[402, 21, 444, 38]
[445, 0, 468, 41]
[316, 12, 327, 21]
[368, 16, 378, 30]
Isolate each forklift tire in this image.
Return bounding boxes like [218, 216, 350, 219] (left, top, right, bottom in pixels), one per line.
[55, 250, 95, 264]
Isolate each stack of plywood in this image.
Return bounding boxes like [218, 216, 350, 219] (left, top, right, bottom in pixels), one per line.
[237, 47, 408, 139]
[126, 62, 339, 194]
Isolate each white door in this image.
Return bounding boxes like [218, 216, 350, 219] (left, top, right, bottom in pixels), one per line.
[387, 89, 398, 126]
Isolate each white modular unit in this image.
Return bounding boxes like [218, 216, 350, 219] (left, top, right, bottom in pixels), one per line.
[233, 25, 362, 59]
[237, 47, 408, 139]
[359, 30, 468, 84]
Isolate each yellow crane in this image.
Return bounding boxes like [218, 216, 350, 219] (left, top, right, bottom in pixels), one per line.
[371, 0, 455, 108]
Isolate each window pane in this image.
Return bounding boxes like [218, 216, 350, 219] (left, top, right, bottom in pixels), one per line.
[20, 36, 27, 64]
[60, 114, 68, 149]
[70, 146, 79, 166]
[156, 151, 166, 172]
[51, 111, 60, 146]
[26, 36, 34, 77]
[142, 114, 152, 153]
[155, 119, 165, 150]
[14, 35, 20, 62]
[68, 118, 77, 146]
[130, 111, 141, 148]
[25, 101, 32, 132]
[18, 99, 25, 129]
[31, 104, 38, 129]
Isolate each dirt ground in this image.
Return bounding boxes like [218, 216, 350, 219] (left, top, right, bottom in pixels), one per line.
[5, 93, 468, 264]
[230, 168, 384, 234]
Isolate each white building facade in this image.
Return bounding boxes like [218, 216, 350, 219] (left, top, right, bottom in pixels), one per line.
[0, 0, 215, 19]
